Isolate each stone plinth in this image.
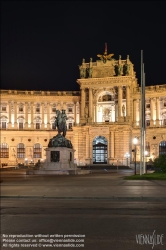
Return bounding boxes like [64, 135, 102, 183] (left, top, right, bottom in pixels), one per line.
[42, 147, 75, 170]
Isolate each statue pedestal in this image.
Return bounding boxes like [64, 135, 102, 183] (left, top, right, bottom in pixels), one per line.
[26, 132, 91, 175]
[42, 147, 75, 170]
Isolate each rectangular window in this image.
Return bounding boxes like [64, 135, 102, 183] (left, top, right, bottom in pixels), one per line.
[0, 152, 9, 158]
[164, 102, 166, 107]
[2, 122, 6, 129]
[19, 122, 23, 129]
[17, 153, 25, 158]
[33, 148, 42, 158]
[36, 123, 40, 129]
[146, 120, 150, 126]
[19, 107, 23, 112]
[52, 108, 56, 113]
[0, 148, 9, 158]
[52, 123, 55, 129]
[146, 104, 150, 109]
[68, 123, 72, 129]
[68, 108, 73, 113]
[36, 108, 40, 113]
[2, 107, 6, 112]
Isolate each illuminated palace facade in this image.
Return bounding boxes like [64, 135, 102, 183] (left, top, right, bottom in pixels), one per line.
[1, 50, 166, 166]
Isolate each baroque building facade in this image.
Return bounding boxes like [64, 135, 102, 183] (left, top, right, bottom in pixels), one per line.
[1, 49, 166, 166]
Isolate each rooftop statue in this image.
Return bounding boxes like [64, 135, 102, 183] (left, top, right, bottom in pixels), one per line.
[97, 43, 114, 63]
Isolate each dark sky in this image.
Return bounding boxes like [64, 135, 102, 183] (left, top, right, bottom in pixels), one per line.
[1, 1, 166, 91]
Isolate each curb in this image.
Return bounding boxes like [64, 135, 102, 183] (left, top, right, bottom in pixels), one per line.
[1, 196, 166, 201]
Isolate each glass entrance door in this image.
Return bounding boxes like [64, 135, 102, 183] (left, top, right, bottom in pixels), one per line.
[93, 142, 107, 164]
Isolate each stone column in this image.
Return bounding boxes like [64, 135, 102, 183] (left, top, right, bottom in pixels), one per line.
[88, 88, 93, 119]
[31, 102, 34, 129]
[8, 101, 12, 129]
[126, 85, 130, 117]
[118, 86, 122, 120]
[93, 103, 96, 122]
[14, 102, 17, 129]
[81, 88, 85, 118]
[77, 102, 80, 124]
[111, 131, 115, 158]
[156, 97, 160, 126]
[137, 99, 140, 126]
[74, 102, 77, 124]
[150, 98, 154, 126]
[133, 99, 137, 126]
[95, 103, 98, 122]
[25, 102, 28, 129]
[100, 105, 103, 122]
[41, 103, 45, 129]
[47, 103, 50, 129]
[115, 102, 118, 122]
[86, 134, 90, 160]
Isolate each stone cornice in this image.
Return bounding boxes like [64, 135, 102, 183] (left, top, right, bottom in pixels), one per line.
[77, 76, 136, 86]
[0, 90, 80, 96]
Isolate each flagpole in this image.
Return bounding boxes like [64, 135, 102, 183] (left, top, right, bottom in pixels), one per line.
[140, 50, 145, 175]
[143, 69, 146, 174]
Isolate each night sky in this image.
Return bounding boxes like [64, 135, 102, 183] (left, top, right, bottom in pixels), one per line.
[1, 1, 166, 91]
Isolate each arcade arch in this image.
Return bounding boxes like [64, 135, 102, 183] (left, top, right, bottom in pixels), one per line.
[95, 91, 116, 122]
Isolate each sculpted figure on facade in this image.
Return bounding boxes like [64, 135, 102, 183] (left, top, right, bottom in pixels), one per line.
[85, 106, 89, 118]
[124, 62, 130, 75]
[80, 67, 86, 78]
[87, 67, 93, 78]
[122, 104, 125, 116]
[115, 64, 123, 76]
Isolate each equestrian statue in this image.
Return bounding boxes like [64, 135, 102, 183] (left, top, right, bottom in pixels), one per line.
[48, 109, 73, 148]
[54, 109, 67, 137]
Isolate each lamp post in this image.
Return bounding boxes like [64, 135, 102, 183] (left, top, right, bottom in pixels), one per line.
[24, 158, 28, 166]
[145, 151, 148, 174]
[133, 138, 138, 175]
[124, 152, 130, 167]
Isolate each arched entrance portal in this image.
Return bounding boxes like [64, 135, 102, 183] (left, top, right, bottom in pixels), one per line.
[93, 136, 107, 164]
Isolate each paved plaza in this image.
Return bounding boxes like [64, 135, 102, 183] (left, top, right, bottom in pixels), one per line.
[1, 169, 166, 199]
[1, 169, 166, 250]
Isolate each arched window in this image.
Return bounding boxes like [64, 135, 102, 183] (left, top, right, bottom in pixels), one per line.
[0, 143, 9, 158]
[33, 143, 42, 158]
[0, 115, 8, 129]
[159, 141, 166, 155]
[17, 143, 25, 158]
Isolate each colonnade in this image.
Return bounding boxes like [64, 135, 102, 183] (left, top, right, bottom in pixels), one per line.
[133, 97, 161, 126]
[80, 86, 131, 122]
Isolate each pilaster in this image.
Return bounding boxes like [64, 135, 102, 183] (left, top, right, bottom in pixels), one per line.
[126, 85, 130, 120]
[14, 102, 17, 129]
[8, 101, 12, 129]
[118, 86, 122, 121]
[47, 103, 50, 129]
[31, 102, 34, 129]
[25, 102, 28, 129]
[41, 103, 45, 129]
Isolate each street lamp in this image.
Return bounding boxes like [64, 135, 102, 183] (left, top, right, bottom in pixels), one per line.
[133, 137, 138, 175]
[145, 150, 148, 174]
[124, 152, 130, 167]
